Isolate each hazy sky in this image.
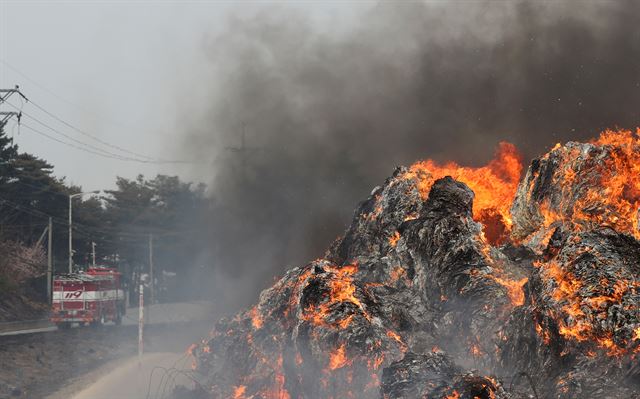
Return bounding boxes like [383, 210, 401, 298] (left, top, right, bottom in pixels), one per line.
[0, 1, 364, 191]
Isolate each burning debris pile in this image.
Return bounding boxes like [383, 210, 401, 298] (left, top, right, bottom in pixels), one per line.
[181, 130, 640, 398]
[380, 351, 514, 399]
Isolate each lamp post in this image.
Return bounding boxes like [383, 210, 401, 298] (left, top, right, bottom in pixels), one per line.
[68, 191, 100, 273]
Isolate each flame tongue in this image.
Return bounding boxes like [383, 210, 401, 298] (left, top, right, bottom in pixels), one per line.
[403, 141, 522, 245]
[328, 343, 349, 370]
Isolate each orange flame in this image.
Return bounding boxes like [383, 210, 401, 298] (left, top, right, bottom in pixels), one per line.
[386, 330, 407, 352]
[403, 142, 522, 245]
[487, 272, 528, 306]
[480, 241, 528, 307]
[233, 385, 247, 399]
[535, 129, 640, 240]
[388, 266, 407, 285]
[403, 139, 572, 310]
[535, 322, 551, 345]
[250, 306, 264, 329]
[444, 390, 461, 399]
[535, 258, 638, 356]
[272, 370, 291, 399]
[302, 263, 369, 329]
[388, 231, 401, 247]
[470, 343, 483, 357]
[367, 355, 385, 371]
[328, 344, 349, 370]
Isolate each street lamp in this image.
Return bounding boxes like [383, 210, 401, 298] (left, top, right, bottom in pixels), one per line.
[69, 191, 100, 273]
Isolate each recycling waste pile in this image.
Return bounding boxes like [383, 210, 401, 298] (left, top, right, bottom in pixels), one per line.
[176, 130, 640, 399]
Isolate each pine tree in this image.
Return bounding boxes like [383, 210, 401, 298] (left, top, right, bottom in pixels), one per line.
[0, 126, 18, 187]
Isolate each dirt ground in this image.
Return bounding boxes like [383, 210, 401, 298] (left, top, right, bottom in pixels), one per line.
[0, 321, 212, 399]
[0, 294, 47, 323]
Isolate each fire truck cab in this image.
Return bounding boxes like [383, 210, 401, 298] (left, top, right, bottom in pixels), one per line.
[51, 267, 126, 328]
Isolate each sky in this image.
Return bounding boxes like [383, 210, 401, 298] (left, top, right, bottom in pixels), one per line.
[0, 0, 365, 191]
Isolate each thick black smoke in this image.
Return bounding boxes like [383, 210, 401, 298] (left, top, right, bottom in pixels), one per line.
[179, 1, 640, 310]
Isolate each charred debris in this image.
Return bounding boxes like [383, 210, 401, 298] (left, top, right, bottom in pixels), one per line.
[179, 130, 640, 399]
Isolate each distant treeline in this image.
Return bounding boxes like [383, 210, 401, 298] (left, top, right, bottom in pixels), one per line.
[0, 126, 210, 302]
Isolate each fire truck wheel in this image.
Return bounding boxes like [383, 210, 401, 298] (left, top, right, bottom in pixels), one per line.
[90, 315, 105, 328]
[57, 322, 71, 330]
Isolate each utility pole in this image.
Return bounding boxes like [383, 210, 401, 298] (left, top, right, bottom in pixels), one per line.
[240, 123, 247, 180]
[138, 283, 144, 367]
[149, 233, 154, 305]
[35, 219, 53, 303]
[225, 122, 262, 182]
[0, 111, 20, 127]
[68, 191, 100, 273]
[91, 241, 96, 267]
[0, 86, 26, 103]
[68, 196, 73, 273]
[0, 86, 27, 128]
[47, 218, 52, 304]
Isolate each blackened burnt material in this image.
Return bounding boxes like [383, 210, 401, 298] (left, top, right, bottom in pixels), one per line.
[499, 228, 640, 398]
[380, 351, 515, 399]
[184, 174, 523, 398]
[180, 135, 640, 399]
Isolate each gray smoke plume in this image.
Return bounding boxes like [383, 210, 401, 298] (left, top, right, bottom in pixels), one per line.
[178, 1, 640, 311]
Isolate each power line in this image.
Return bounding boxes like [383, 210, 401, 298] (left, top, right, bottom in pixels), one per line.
[1, 177, 208, 229]
[0, 196, 202, 240]
[5, 100, 164, 163]
[0, 86, 23, 127]
[3, 86, 192, 164]
[0, 197, 68, 225]
[2, 180, 206, 224]
[0, 198, 152, 246]
[20, 122, 147, 162]
[19, 108, 153, 161]
[27, 98, 163, 162]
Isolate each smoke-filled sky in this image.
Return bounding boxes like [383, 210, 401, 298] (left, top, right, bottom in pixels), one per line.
[180, 0, 640, 304]
[3, 1, 640, 307]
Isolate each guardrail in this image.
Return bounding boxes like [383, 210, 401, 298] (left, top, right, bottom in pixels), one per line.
[0, 318, 52, 334]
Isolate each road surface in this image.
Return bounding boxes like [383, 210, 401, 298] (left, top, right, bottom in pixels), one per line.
[0, 301, 214, 337]
[1, 301, 217, 398]
[66, 352, 194, 399]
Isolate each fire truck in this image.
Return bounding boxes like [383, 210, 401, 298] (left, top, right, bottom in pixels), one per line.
[51, 267, 126, 328]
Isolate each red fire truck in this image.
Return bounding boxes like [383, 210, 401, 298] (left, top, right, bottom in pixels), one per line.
[51, 267, 126, 328]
